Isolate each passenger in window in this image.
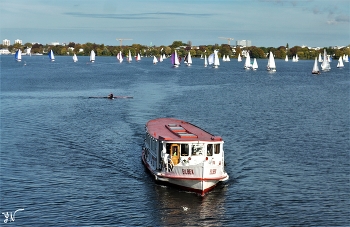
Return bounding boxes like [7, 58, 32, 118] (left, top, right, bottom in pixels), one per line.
[207, 144, 213, 156]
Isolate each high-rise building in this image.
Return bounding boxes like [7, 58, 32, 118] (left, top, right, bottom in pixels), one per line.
[236, 40, 251, 47]
[3, 39, 10, 46]
[14, 39, 22, 45]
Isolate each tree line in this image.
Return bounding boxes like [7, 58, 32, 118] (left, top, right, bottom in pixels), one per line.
[1, 41, 349, 60]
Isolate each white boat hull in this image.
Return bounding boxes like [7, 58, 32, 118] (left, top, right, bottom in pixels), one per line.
[142, 150, 228, 195]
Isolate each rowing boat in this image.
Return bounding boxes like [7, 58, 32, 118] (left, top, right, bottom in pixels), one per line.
[88, 96, 133, 99]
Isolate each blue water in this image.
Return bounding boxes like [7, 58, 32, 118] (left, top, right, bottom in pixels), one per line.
[1, 55, 349, 226]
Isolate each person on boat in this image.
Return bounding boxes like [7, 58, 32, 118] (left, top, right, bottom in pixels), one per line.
[108, 93, 114, 99]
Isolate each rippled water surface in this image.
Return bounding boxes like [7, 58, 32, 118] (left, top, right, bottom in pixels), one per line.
[1, 55, 349, 226]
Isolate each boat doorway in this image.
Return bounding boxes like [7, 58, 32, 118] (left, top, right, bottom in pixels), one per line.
[170, 144, 180, 165]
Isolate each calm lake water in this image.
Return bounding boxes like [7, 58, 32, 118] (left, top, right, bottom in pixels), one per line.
[1, 54, 349, 226]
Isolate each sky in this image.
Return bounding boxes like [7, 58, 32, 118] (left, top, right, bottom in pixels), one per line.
[1, 0, 349, 48]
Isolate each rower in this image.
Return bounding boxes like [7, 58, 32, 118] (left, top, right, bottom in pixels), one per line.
[108, 93, 114, 99]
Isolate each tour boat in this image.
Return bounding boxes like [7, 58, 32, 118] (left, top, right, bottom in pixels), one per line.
[142, 118, 229, 196]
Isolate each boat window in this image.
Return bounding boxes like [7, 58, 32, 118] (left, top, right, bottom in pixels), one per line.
[207, 144, 213, 156]
[192, 144, 204, 156]
[181, 144, 189, 156]
[214, 144, 220, 154]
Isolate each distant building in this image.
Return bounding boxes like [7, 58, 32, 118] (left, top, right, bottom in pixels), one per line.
[236, 40, 251, 47]
[0, 49, 11, 55]
[3, 39, 10, 46]
[51, 42, 60, 46]
[14, 39, 22, 45]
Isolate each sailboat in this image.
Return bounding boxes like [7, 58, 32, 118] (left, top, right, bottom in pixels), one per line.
[117, 51, 123, 63]
[204, 55, 208, 67]
[90, 50, 95, 62]
[337, 56, 344, 68]
[227, 55, 230, 61]
[321, 49, 331, 71]
[285, 55, 288, 62]
[267, 51, 276, 71]
[292, 54, 299, 62]
[163, 54, 166, 59]
[15, 49, 22, 62]
[48, 50, 55, 62]
[200, 54, 204, 59]
[171, 50, 180, 67]
[72, 53, 78, 62]
[153, 56, 158, 64]
[159, 55, 163, 62]
[222, 55, 226, 62]
[343, 55, 349, 62]
[252, 58, 258, 70]
[237, 53, 242, 62]
[318, 53, 323, 62]
[312, 57, 320, 74]
[127, 50, 132, 63]
[208, 50, 220, 68]
[244, 52, 251, 69]
[136, 53, 141, 61]
[186, 52, 192, 66]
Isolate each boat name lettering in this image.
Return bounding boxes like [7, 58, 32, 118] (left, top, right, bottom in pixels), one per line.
[182, 169, 194, 175]
[210, 169, 217, 174]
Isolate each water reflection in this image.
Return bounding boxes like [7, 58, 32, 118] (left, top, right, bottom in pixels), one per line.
[153, 183, 228, 226]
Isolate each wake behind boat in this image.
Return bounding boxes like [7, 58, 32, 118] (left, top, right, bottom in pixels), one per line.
[142, 118, 229, 196]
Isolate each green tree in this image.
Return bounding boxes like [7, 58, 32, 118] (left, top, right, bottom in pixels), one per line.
[60, 47, 67, 55]
[170, 41, 184, 49]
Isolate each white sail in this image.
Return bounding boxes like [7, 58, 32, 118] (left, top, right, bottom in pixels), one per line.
[318, 53, 323, 62]
[244, 52, 251, 69]
[237, 53, 242, 62]
[15, 49, 22, 62]
[153, 56, 158, 64]
[213, 50, 220, 68]
[117, 51, 123, 63]
[73, 53, 78, 62]
[163, 54, 166, 59]
[337, 56, 344, 68]
[285, 55, 288, 62]
[49, 50, 55, 62]
[222, 55, 226, 62]
[312, 57, 320, 74]
[136, 53, 141, 61]
[159, 55, 163, 62]
[128, 50, 132, 63]
[90, 50, 95, 62]
[267, 51, 276, 71]
[252, 58, 258, 70]
[227, 55, 230, 61]
[204, 55, 208, 67]
[172, 50, 180, 67]
[321, 49, 331, 71]
[187, 52, 192, 66]
[344, 55, 349, 62]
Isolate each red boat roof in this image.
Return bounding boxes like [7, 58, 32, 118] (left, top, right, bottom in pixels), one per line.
[146, 118, 223, 142]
